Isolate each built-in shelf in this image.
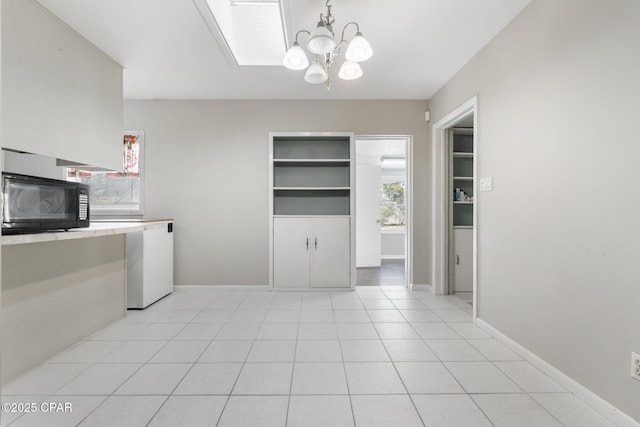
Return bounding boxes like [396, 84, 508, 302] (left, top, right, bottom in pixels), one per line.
[273, 187, 351, 191]
[274, 159, 350, 163]
[270, 133, 354, 289]
[272, 136, 352, 216]
[273, 137, 350, 160]
[450, 127, 474, 296]
[453, 152, 473, 158]
[273, 189, 350, 216]
[451, 130, 474, 228]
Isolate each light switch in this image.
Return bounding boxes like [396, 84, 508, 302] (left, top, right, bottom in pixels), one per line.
[479, 176, 493, 192]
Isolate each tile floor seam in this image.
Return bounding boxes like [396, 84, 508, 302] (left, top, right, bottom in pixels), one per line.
[200, 291, 257, 427]
[284, 298, 303, 427]
[364, 297, 427, 427]
[71, 394, 110, 427]
[331, 292, 359, 427]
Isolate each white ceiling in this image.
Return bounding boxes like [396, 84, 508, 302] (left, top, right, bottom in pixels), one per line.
[356, 139, 406, 166]
[35, 0, 531, 100]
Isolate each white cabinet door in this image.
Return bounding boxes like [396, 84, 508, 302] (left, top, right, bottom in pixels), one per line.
[355, 164, 381, 267]
[311, 218, 351, 288]
[453, 228, 473, 293]
[274, 218, 311, 288]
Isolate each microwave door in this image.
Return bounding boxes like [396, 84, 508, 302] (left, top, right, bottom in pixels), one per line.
[37, 186, 72, 220]
[5, 182, 41, 221]
[5, 182, 74, 222]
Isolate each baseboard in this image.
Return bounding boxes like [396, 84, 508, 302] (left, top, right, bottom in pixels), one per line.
[409, 283, 433, 292]
[174, 284, 270, 291]
[381, 255, 405, 260]
[476, 318, 639, 427]
[174, 285, 356, 292]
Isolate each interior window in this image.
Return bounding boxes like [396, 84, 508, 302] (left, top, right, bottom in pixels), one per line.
[66, 131, 144, 216]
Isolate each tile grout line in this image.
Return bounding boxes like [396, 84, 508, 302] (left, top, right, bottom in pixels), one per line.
[331, 291, 358, 427]
[283, 294, 303, 427]
[369, 289, 427, 427]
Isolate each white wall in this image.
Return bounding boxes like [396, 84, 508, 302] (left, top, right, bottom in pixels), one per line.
[124, 100, 429, 286]
[2, 150, 64, 180]
[381, 233, 404, 258]
[1, 0, 123, 171]
[429, 0, 640, 421]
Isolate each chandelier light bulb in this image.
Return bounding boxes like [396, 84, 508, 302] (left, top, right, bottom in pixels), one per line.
[345, 32, 373, 62]
[338, 60, 363, 80]
[283, 43, 309, 70]
[304, 63, 328, 84]
[307, 22, 336, 55]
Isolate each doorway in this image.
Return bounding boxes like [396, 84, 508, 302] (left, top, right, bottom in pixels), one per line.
[354, 136, 412, 287]
[432, 96, 478, 319]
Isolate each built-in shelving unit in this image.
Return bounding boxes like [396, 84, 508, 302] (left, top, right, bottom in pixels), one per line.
[270, 133, 355, 289]
[272, 136, 352, 216]
[449, 127, 474, 299]
[451, 128, 474, 228]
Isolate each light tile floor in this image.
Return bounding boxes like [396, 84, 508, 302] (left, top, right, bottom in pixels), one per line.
[1, 287, 618, 426]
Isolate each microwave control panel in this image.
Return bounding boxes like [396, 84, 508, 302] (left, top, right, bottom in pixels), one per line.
[78, 193, 89, 221]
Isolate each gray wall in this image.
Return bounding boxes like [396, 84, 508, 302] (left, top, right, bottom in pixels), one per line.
[429, 0, 640, 421]
[124, 100, 429, 286]
[2, 236, 126, 382]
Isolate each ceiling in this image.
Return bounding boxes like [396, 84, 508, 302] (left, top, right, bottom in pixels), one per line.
[356, 138, 406, 166]
[35, 0, 531, 100]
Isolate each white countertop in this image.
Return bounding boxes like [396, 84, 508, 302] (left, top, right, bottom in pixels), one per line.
[1, 219, 173, 246]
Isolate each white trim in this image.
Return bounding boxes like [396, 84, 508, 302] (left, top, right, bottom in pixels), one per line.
[431, 96, 478, 322]
[174, 284, 270, 291]
[175, 285, 356, 293]
[268, 133, 274, 288]
[409, 283, 432, 292]
[407, 138, 414, 288]
[381, 229, 406, 235]
[381, 255, 404, 260]
[477, 319, 640, 427]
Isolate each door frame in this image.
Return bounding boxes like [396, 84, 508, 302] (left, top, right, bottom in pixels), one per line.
[431, 96, 478, 320]
[355, 135, 413, 288]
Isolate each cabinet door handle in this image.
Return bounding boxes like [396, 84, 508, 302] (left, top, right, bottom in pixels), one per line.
[456, 255, 460, 265]
[315, 237, 318, 249]
[306, 238, 309, 250]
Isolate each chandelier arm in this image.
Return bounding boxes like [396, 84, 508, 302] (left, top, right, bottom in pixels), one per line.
[294, 29, 311, 44]
[339, 21, 361, 45]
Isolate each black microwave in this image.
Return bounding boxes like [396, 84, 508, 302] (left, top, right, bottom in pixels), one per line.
[1, 172, 90, 234]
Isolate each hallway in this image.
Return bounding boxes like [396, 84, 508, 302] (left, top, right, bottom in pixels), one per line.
[356, 260, 405, 287]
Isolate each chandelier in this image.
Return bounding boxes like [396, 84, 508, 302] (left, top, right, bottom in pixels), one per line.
[282, 0, 373, 89]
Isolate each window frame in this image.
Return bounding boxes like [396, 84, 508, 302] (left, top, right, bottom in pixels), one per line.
[380, 177, 406, 233]
[66, 131, 145, 217]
